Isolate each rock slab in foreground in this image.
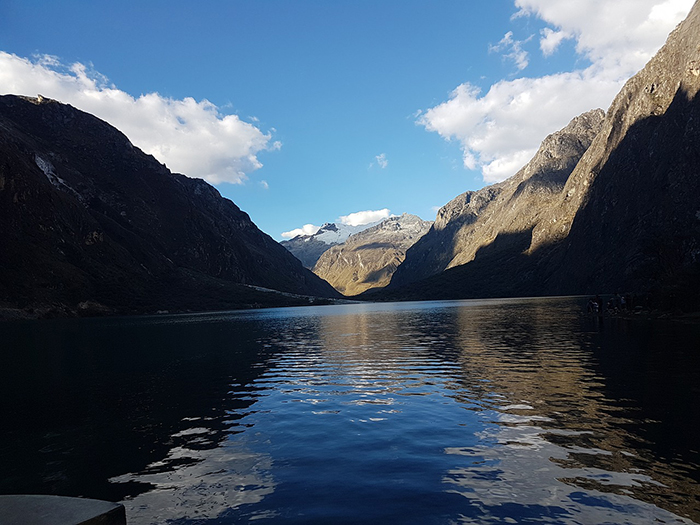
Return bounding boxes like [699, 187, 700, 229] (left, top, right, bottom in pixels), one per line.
[0, 495, 126, 525]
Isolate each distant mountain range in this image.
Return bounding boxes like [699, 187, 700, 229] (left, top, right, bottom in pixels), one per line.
[0, 95, 338, 318]
[378, 1, 700, 307]
[313, 214, 432, 296]
[280, 221, 380, 269]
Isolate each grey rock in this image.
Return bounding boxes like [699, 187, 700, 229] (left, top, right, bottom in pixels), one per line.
[0, 495, 125, 525]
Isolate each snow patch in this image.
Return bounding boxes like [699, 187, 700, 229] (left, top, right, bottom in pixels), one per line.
[35, 154, 63, 187]
[313, 221, 381, 245]
[34, 154, 82, 200]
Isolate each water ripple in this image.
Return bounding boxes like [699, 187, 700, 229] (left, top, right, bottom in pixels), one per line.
[2, 297, 699, 523]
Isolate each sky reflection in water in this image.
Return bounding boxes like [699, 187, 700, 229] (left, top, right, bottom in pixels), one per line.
[1, 298, 699, 524]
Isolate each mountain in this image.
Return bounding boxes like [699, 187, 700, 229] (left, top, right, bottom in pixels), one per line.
[389, 109, 605, 288]
[0, 95, 339, 318]
[312, 214, 432, 296]
[281, 221, 380, 268]
[383, 1, 700, 306]
[538, 2, 700, 299]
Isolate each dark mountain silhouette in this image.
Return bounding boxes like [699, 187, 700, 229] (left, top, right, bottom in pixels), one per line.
[0, 95, 338, 318]
[379, 1, 700, 308]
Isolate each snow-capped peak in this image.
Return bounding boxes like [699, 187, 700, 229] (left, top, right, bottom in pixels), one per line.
[311, 221, 380, 245]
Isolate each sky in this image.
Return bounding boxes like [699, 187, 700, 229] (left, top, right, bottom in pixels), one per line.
[0, 0, 694, 240]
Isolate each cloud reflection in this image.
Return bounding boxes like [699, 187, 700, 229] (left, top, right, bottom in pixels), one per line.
[111, 428, 276, 524]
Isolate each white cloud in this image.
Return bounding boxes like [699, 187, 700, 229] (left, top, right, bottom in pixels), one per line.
[539, 28, 571, 56]
[339, 208, 391, 227]
[490, 31, 531, 71]
[516, 0, 694, 72]
[0, 52, 276, 184]
[419, 72, 621, 183]
[375, 153, 388, 169]
[419, 0, 694, 184]
[281, 223, 321, 239]
[260, 180, 269, 190]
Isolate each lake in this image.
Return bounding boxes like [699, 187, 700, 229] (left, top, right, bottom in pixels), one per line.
[1, 297, 699, 524]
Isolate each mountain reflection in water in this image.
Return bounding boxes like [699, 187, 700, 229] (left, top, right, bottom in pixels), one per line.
[1, 297, 699, 524]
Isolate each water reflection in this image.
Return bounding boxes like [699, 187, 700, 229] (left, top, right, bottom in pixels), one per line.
[443, 301, 700, 523]
[1, 298, 699, 524]
[0, 314, 275, 508]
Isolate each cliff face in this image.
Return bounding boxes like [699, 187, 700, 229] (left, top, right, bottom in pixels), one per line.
[384, 0, 700, 302]
[390, 109, 605, 288]
[312, 214, 432, 296]
[0, 95, 338, 316]
[540, 1, 700, 296]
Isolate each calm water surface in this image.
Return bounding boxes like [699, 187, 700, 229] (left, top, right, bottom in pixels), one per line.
[1, 297, 700, 524]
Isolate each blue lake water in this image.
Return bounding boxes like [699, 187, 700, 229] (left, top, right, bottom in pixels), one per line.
[1, 297, 700, 524]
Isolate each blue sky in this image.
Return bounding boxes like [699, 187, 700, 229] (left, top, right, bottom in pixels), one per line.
[0, 0, 693, 239]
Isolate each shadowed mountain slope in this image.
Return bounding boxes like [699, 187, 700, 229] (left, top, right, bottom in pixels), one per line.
[0, 95, 338, 317]
[389, 109, 605, 289]
[382, 1, 700, 304]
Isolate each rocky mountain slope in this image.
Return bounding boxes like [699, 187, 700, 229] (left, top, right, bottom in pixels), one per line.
[0, 95, 338, 317]
[383, 1, 700, 304]
[281, 221, 380, 268]
[312, 214, 432, 296]
[540, 1, 700, 297]
[390, 109, 605, 288]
